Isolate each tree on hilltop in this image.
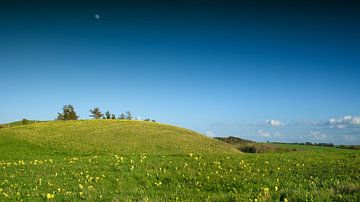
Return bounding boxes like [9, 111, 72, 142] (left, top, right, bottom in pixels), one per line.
[22, 118, 29, 125]
[126, 111, 133, 120]
[56, 105, 79, 121]
[105, 111, 112, 119]
[89, 108, 103, 119]
[118, 113, 126, 120]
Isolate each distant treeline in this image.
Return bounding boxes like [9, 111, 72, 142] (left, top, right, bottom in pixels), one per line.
[271, 141, 360, 150]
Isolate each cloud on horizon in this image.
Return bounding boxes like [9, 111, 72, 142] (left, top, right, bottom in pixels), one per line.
[257, 130, 282, 138]
[307, 131, 328, 141]
[205, 130, 215, 137]
[266, 119, 284, 127]
[208, 115, 360, 144]
[326, 116, 360, 129]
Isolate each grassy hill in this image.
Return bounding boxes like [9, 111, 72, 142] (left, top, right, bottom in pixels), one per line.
[0, 119, 239, 155]
[0, 119, 40, 128]
[0, 120, 359, 201]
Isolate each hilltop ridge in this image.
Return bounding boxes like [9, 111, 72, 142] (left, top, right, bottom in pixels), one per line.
[0, 120, 239, 155]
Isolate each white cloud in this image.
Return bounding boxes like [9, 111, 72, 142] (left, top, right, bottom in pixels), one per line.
[307, 131, 327, 141]
[327, 116, 360, 129]
[342, 135, 357, 142]
[352, 117, 360, 125]
[274, 132, 282, 138]
[258, 130, 271, 137]
[205, 130, 215, 137]
[266, 119, 284, 127]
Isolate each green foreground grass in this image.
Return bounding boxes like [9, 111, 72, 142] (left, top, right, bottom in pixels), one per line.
[0, 120, 359, 201]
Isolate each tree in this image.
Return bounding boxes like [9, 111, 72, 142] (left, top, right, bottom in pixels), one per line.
[56, 105, 79, 121]
[111, 114, 116, 119]
[89, 108, 103, 119]
[105, 111, 111, 119]
[118, 113, 126, 120]
[125, 111, 132, 120]
[22, 118, 29, 125]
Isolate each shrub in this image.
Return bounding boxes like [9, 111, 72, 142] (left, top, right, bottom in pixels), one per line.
[239, 146, 257, 153]
[22, 118, 29, 125]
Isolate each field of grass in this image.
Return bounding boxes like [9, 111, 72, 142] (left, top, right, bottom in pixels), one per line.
[0, 120, 359, 201]
[0, 120, 41, 128]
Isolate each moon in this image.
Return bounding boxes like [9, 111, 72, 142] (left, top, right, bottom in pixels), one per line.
[94, 14, 100, 20]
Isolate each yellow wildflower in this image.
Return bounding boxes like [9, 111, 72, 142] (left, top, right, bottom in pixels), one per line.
[46, 193, 55, 199]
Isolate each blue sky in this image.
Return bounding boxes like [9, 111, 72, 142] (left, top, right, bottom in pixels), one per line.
[1, 0, 360, 144]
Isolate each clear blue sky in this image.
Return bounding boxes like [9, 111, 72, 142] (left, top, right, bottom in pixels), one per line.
[1, 0, 360, 144]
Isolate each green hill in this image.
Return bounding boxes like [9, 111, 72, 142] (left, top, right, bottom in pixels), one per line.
[1, 120, 359, 201]
[0, 119, 40, 128]
[0, 120, 239, 155]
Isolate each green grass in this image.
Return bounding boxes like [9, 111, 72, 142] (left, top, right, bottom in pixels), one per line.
[0, 120, 41, 128]
[0, 120, 359, 201]
[0, 120, 238, 155]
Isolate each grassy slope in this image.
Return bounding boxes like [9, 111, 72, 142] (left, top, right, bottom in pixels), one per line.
[0, 120, 359, 201]
[0, 120, 239, 155]
[0, 120, 40, 128]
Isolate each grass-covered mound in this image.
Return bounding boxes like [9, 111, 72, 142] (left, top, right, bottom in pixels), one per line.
[0, 120, 359, 201]
[0, 120, 239, 155]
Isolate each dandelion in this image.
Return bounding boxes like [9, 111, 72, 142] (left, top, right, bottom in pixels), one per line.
[46, 193, 55, 199]
[154, 181, 162, 187]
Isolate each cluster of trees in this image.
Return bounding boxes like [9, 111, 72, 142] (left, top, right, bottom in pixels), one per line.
[287, 142, 359, 150]
[89, 108, 133, 120]
[56, 105, 155, 122]
[56, 105, 79, 121]
[305, 142, 334, 147]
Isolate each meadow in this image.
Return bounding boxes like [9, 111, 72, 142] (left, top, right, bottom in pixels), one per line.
[0, 120, 359, 201]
